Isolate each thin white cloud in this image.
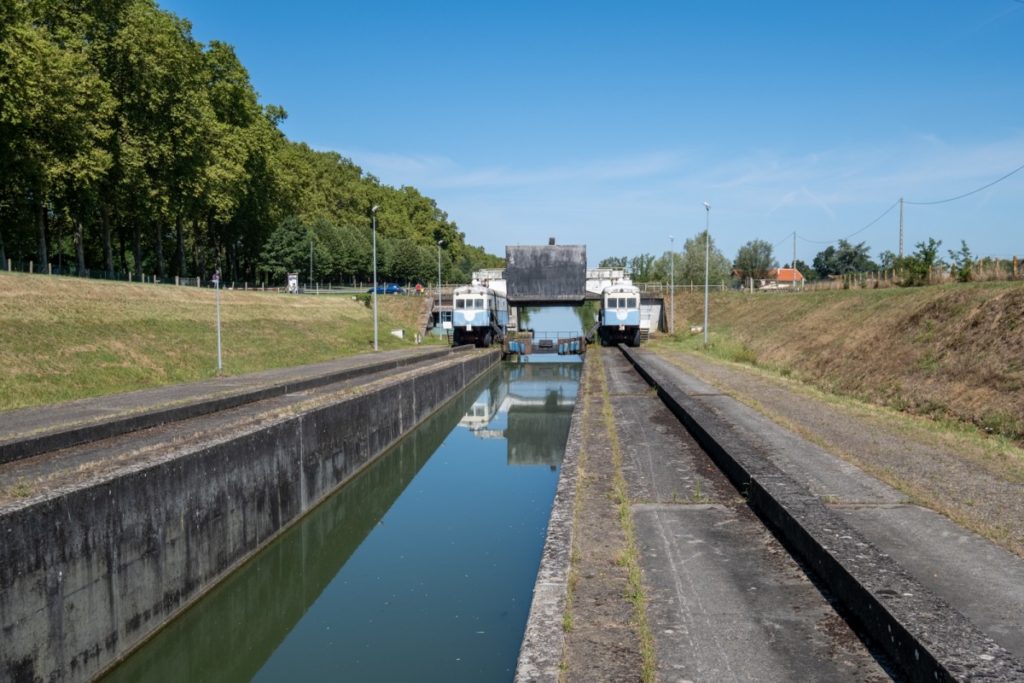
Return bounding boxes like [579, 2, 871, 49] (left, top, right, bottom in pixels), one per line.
[336, 149, 684, 190]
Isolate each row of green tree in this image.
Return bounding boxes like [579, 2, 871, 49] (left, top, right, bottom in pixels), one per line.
[598, 232, 987, 287]
[0, 0, 500, 285]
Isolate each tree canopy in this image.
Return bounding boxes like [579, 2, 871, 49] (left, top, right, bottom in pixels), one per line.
[0, 0, 500, 284]
[811, 240, 876, 278]
[733, 239, 777, 280]
[651, 231, 731, 286]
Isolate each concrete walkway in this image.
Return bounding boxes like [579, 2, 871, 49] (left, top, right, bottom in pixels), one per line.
[603, 350, 890, 681]
[623, 347, 1024, 680]
[0, 347, 452, 465]
[638, 350, 1024, 661]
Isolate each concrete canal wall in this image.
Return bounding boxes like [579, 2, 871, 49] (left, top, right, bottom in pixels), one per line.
[0, 349, 499, 683]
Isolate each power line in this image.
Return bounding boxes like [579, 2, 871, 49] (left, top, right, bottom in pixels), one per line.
[795, 200, 899, 245]
[905, 161, 1024, 206]
[773, 231, 794, 249]
[771, 159, 1023, 253]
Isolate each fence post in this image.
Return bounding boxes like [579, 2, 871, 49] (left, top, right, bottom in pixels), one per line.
[6, 258, 10, 271]
[29, 261, 33, 273]
[175, 275, 179, 286]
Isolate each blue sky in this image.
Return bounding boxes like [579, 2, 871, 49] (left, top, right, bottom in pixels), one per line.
[160, 0, 1024, 266]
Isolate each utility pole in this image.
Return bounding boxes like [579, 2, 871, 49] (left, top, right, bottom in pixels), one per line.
[898, 197, 904, 259]
[309, 234, 313, 287]
[792, 231, 797, 290]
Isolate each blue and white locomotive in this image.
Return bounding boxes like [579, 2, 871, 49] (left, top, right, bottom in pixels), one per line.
[598, 282, 642, 347]
[452, 283, 509, 347]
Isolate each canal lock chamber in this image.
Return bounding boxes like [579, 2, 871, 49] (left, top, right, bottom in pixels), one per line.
[101, 360, 582, 683]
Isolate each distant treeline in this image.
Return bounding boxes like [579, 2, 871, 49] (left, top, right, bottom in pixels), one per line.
[0, 0, 501, 285]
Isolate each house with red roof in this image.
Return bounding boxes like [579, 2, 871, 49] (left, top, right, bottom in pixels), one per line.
[761, 267, 805, 290]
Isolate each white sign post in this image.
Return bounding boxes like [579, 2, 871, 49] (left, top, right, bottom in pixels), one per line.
[213, 270, 222, 373]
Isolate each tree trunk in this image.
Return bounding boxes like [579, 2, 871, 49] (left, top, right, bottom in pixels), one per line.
[36, 197, 48, 266]
[191, 218, 201, 275]
[132, 221, 142, 278]
[75, 220, 86, 275]
[155, 220, 165, 280]
[101, 204, 114, 275]
[176, 214, 185, 277]
[207, 213, 217, 277]
[0, 224, 6, 268]
[117, 223, 127, 274]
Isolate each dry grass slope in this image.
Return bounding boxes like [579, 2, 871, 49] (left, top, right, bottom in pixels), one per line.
[668, 282, 1024, 442]
[0, 272, 435, 411]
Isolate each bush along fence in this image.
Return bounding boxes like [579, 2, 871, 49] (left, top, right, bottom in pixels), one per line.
[788, 256, 1022, 292]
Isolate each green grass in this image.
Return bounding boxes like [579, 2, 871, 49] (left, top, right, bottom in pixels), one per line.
[595, 350, 657, 683]
[0, 272, 435, 411]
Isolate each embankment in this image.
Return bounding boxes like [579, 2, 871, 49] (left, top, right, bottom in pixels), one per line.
[669, 283, 1024, 440]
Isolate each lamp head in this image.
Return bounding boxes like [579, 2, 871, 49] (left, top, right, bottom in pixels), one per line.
[371, 205, 379, 214]
[703, 201, 710, 211]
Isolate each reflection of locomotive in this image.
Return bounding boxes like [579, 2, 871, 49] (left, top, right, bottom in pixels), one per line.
[598, 282, 642, 347]
[452, 284, 509, 347]
[458, 363, 580, 466]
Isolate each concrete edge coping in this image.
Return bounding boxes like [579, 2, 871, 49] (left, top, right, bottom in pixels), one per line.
[620, 346, 1024, 683]
[514, 359, 587, 683]
[0, 347, 455, 466]
[0, 350, 496, 516]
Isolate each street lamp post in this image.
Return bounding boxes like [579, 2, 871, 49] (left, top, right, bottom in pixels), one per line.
[703, 201, 711, 346]
[437, 240, 444, 314]
[669, 235, 675, 334]
[371, 205, 379, 351]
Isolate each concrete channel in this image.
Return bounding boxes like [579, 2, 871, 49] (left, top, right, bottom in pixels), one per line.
[0, 347, 499, 683]
[517, 345, 1024, 682]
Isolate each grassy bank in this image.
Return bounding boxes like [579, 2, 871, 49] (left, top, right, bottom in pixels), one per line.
[660, 282, 1024, 442]
[0, 272, 434, 411]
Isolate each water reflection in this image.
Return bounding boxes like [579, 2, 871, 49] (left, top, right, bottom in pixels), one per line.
[102, 361, 579, 683]
[460, 363, 580, 467]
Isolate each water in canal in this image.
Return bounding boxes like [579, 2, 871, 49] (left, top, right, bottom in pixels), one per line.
[102, 359, 580, 683]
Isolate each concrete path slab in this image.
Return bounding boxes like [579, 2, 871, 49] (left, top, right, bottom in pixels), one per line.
[835, 503, 1024, 658]
[599, 350, 890, 681]
[606, 349, 728, 505]
[0, 347, 450, 464]
[638, 354, 906, 506]
[635, 504, 890, 682]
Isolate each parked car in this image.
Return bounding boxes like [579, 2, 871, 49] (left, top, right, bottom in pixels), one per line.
[367, 283, 405, 294]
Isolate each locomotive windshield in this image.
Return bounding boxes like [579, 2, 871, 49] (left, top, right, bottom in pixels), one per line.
[605, 296, 637, 308]
[455, 297, 486, 309]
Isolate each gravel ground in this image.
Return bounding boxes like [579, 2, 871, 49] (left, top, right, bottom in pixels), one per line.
[654, 347, 1024, 559]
